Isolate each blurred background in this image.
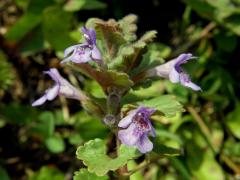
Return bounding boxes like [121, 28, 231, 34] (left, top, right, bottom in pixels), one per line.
[0, 0, 240, 179]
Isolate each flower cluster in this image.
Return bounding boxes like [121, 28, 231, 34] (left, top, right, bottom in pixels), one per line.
[32, 27, 101, 106]
[147, 53, 201, 91]
[32, 27, 201, 154]
[61, 26, 102, 64]
[118, 106, 156, 153]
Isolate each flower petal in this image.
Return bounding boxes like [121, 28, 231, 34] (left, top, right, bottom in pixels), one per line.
[44, 68, 61, 83]
[118, 109, 138, 128]
[181, 81, 202, 91]
[169, 68, 180, 83]
[72, 49, 92, 63]
[46, 85, 59, 100]
[81, 26, 96, 45]
[149, 123, 156, 137]
[63, 45, 78, 58]
[118, 124, 140, 146]
[91, 45, 101, 60]
[180, 73, 201, 91]
[136, 134, 153, 153]
[32, 96, 47, 106]
[174, 53, 193, 65]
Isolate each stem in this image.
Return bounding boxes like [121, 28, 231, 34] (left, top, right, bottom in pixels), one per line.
[122, 156, 163, 177]
[187, 106, 211, 137]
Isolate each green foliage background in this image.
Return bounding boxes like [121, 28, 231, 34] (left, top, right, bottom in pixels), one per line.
[0, 0, 240, 179]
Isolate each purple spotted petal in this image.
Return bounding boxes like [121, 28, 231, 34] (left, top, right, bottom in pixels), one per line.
[91, 45, 102, 60]
[169, 67, 180, 83]
[61, 44, 92, 64]
[118, 106, 156, 154]
[118, 123, 141, 146]
[136, 134, 153, 153]
[118, 109, 138, 128]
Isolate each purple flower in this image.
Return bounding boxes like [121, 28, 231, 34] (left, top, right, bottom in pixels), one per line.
[61, 26, 101, 64]
[118, 106, 156, 153]
[148, 53, 201, 91]
[32, 68, 82, 106]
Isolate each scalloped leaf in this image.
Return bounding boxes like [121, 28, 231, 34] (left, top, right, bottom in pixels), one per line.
[109, 31, 157, 71]
[76, 139, 140, 176]
[152, 139, 181, 157]
[118, 14, 138, 42]
[138, 95, 184, 117]
[74, 168, 108, 180]
[74, 64, 133, 93]
[86, 18, 126, 61]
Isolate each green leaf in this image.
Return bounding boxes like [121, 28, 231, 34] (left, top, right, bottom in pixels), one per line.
[152, 139, 181, 157]
[5, 0, 54, 41]
[28, 166, 64, 180]
[214, 31, 237, 52]
[0, 166, 10, 180]
[225, 103, 240, 139]
[0, 51, 15, 91]
[86, 18, 126, 60]
[74, 169, 108, 180]
[130, 48, 163, 77]
[64, 0, 106, 12]
[76, 138, 140, 176]
[43, 5, 76, 50]
[45, 135, 65, 153]
[74, 111, 108, 140]
[170, 157, 192, 180]
[109, 31, 157, 71]
[74, 64, 133, 93]
[0, 104, 37, 124]
[118, 14, 138, 42]
[138, 95, 184, 117]
[20, 25, 44, 55]
[63, 0, 86, 11]
[80, 0, 107, 10]
[224, 14, 240, 36]
[127, 161, 143, 180]
[29, 111, 55, 138]
[183, 0, 240, 36]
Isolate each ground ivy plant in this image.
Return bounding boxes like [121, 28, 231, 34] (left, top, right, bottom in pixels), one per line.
[32, 14, 201, 179]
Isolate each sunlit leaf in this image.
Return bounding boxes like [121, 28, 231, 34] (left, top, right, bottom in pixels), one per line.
[45, 135, 65, 153]
[28, 166, 64, 180]
[118, 14, 138, 42]
[64, 0, 106, 12]
[74, 168, 108, 180]
[225, 103, 240, 139]
[138, 95, 184, 117]
[76, 138, 140, 176]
